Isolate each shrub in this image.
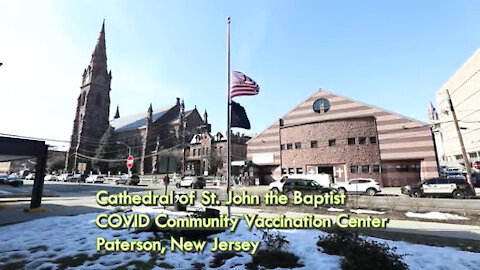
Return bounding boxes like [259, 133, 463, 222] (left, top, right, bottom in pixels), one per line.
[317, 228, 408, 270]
[261, 229, 289, 251]
[248, 250, 303, 269]
[246, 230, 304, 269]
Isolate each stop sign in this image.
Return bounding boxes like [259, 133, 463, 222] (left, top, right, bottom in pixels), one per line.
[126, 156, 134, 169]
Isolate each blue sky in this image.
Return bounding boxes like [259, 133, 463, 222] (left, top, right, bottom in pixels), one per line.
[1, 0, 480, 147]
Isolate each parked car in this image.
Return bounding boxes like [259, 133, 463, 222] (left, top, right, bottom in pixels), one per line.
[58, 173, 74, 182]
[282, 174, 332, 187]
[269, 176, 288, 193]
[115, 174, 140, 185]
[333, 178, 381, 196]
[175, 176, 206, 189]
[25, 173, 36, 180]
[86, 175, 105, 184]
[0, 173, 8, 184]
[6, 173, 23, 187]
[282, 178, 338, 196]
[44, 174, 58, 181]
[70, 174, 87, 183]
[401, 177, 474, 199]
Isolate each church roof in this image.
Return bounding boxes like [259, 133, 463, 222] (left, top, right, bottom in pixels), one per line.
[110, 106, 193, 132]
[110, 107, 168, 132]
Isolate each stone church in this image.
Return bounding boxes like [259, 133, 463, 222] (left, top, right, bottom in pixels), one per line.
[66, 22, 205, 174]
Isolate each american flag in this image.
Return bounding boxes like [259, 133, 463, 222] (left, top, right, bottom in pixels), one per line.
[231, 71, 260, 98]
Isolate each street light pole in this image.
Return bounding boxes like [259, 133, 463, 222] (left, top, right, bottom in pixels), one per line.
[117, 141, 132, 194]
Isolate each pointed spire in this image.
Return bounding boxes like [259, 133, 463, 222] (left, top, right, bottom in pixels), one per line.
[114, 105, 120, 119]
[147, 103, 153, 122]
[203, 109, 208, 124]
[90, 20, 107, 72]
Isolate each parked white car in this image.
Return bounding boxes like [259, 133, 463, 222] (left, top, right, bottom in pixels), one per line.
[25, 173, 35, 180]
[86, 175, 105, 183]
[58, 173, 73, 182]
[333, 178, 381, 196]
[269, 177, 288, 192]
[175, 176, 206, 189]
[44, 174, 58, 181]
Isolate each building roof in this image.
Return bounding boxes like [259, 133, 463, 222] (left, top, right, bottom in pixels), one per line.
[110, 106, 194, 132]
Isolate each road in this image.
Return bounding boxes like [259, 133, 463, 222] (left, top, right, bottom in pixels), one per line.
[1, 181, 479, 213]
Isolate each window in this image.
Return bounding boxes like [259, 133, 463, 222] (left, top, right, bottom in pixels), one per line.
[280, 144, 285, 150]
[361, 165, 370, 173]
[287, 143, 293, 150]
[219, 146, 223, 155]
[288, 168, 294, 174]
[469, 152, 478, 158]
[369, 136, 377, 144]
[294, 142, 302, 149]
[350, 165, 359, 173]
[313, 98, 331, 113]
[348, 138, 356, 145]
[409, 164, 420, 172]
[424, 178, 437, 185]
[358, 137, 366, 144]
[373, 165, 381, 173]
[396, 165, 408, 172]
[281, 168, 287, 175]
[455, 155, 463, 160]
[310, 140, 318, 148]
[192, 149, 196, 156]
[328, 139, 336, 146]
[296, 168, 303, 174]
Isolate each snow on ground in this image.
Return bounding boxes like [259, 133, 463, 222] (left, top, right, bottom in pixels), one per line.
[405, 212, 469, 220]
[0, 209, 479, 269]
[326, 207, 344, 212]
[350, 209, 385, 215]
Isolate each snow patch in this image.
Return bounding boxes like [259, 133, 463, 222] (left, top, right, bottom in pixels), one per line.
[405, 212, 469, 220]
[327, 207, 344, 212]
[350, 209, 385, 215]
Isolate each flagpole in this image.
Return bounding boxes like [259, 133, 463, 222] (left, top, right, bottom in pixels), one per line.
[226, 17, 232, 217]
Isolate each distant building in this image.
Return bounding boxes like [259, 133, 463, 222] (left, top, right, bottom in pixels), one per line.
[247, 89, 439, 187]
[185, 111, 249, 176]
[434, 49, 480, 167]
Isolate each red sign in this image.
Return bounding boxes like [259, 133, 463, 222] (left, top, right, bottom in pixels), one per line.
[473, 161, 480, 170]
[126, 156, 134, 169]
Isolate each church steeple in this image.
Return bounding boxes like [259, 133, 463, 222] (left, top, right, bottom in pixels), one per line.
[82, 20, 109, 87]
[147, 103, 153, 122]
[114, 105, 120, 119]
[67, 20, 112, 172]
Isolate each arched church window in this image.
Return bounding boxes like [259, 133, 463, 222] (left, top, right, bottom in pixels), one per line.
[81, 93, 86, 106]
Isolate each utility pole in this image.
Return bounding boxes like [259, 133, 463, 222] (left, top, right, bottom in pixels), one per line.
[446, 89, 475, 195]
[181, 108, 186, 177]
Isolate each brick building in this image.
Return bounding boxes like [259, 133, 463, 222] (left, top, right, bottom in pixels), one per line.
[185, 111, 249, 176]
[247, 89, 439, 187]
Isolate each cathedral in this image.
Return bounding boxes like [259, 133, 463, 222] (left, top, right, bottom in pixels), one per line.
[66, 22, 205, 174]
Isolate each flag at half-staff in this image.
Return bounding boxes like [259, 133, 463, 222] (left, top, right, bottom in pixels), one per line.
[231, 101, 251, 129]
[231, 71, 260, 98]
